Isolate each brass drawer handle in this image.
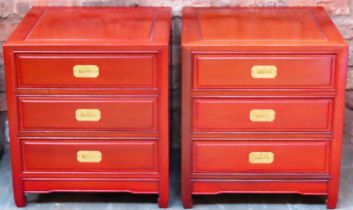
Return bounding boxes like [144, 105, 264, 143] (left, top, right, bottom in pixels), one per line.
[251, 65, 277, 79]
[250, 109, 276, 122]
[77, 151, 102, 163]
[73, 65, 99, 78]
[75, 109, 101, 122]
[249, 152, 274, 164]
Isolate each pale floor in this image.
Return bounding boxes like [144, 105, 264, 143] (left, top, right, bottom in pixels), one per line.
[1, 110, 353, 210]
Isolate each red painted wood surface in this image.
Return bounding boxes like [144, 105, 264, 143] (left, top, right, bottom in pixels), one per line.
[22, 139, 158, 172]
[192, 140, 329, 173]
[4, 7, 170, 208]
[194, 54, 335, 89]
[17, 54, 157, 88]
[19, 97, 157, 131]
[192, 181, 328, 195]
[193, 98, 332, 132]
[24, 180, 159, 194]
[182, 7, 348, 209]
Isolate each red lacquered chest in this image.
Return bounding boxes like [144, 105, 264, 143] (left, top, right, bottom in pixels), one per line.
[181, 7, 348, 209]
[4, 7, 170, 208]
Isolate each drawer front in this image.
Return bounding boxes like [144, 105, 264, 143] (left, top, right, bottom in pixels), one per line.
[193, 140, 329, 173]
[22, 139, 158, 172]
[16, 54, 157, 88]
[194, 55, 334, 89]
[19, 97, 157, 131]
[193, 99, 332, 132]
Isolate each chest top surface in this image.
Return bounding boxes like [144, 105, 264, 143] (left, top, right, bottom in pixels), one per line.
[6, 7, 171, 46]
[182, 7, 345, 47]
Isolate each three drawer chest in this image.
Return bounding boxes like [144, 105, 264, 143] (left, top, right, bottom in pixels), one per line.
[4, 7, 171, 208]
[181, 7, 348, 209]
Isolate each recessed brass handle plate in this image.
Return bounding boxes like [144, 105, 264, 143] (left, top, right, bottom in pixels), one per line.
[251, 65, 277, 79]
[75, 109, 101, 122]
[73, 65, 99, 78]
[77, 151, 102, 163]
[249, 152, 274, 164]
[250, 109, 276, 122]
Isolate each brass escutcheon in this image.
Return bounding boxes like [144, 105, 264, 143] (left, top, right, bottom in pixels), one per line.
[249, 109, 276, 122]
[249, 152, 274, 164]
[251, 65, 277, 79]
[73, 65, 99, 78]
[75, 109, 101, 122]
[77, 151, 102, 163]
